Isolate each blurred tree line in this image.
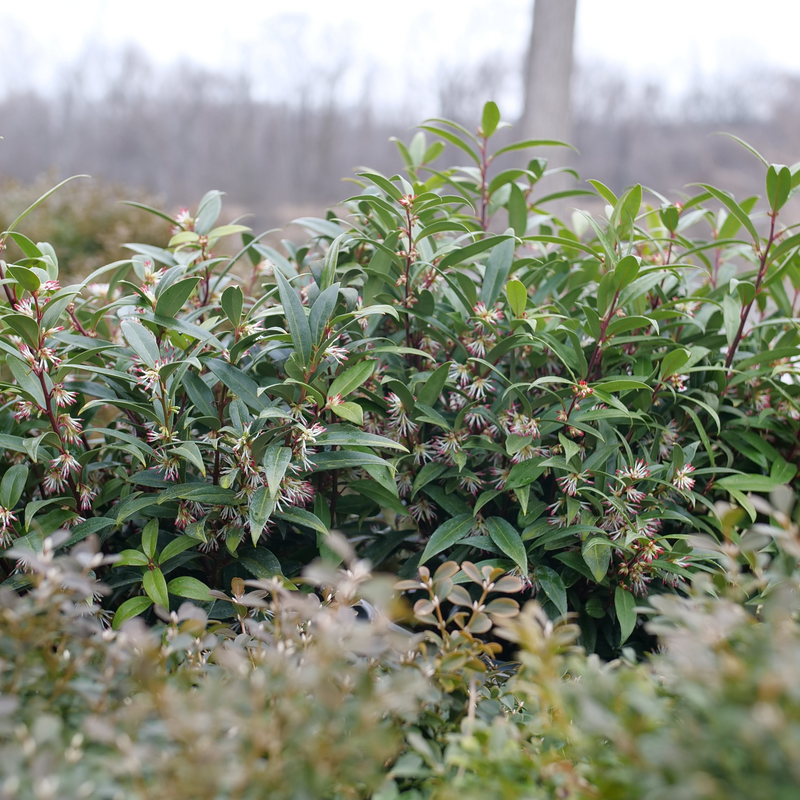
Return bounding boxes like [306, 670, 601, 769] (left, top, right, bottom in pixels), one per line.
[1, 43, 798, 246]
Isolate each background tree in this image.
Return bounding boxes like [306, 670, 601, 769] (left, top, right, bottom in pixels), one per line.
[519, 0, 579, 210]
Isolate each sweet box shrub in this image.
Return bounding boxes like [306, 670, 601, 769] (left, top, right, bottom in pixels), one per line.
[0, 102, 799, 657]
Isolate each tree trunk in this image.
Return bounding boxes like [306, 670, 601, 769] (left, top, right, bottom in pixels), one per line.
[520, 0, 578, 215]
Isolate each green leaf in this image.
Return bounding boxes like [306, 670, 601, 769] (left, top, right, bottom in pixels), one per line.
[194, 190, 223, 235]
[486, 517, 527, 573]
[582, 537, 612, 582]
[419, 514, 474, 563]
[537, 566, 567, 616]
[506, 278, 527, 317]
[309, 451, 390, 472]
[6, 232, 43, 259]
[615, 585, 637, 644]
[115, 549, 149, 567]
[507, 183, 528, 237]
[412, 463, 449, 498]
[766, 164, 792, 212]
[505, 459, 546, 490]
[158, 535, 197, 565]
[3, 314, 39, 348]
[141, 519, 159, 560]
[605, 315, 654, 337]
[220, 285, 244, 326]
[659, 204, 680, 233]
[274, 507, 327, 534]
[169, 231, 201, 247]
[60, 517, 115, 549]
[6, 356, 46, 406]
[263, 445, 292, 499]
[613, 254, 640, 290]
[716, 474, 783, 493]
[418, 125, 479, 164]
[121, 320, 159, 368]
[330, 401, 363, 425]
[143, 567, 170, 609]
[0, 464, 28, 509]
[309, 282, 340, 345]
[723, 294, 741, 349]
[167, 576, 213, 601]
[321, 233, 346, 289]
[350, 480, 410, 517]
[183, 372, 217, 418]
[6, 266, 41, 293]
[274, 270, 312, 366]
[660, 347, 691, 381]
[587, 179, 618, 205]
[593, 377, 652, 393]
[493, 138, 573, 158]
[558, 433, 581, 464]
[481, 100, 501, 137]
[771, 457, 797, 484]
[315, 424, 406, 451]
[171, 442, 206, 477]
[327, 360, 375, 401]
[207, 224, 251, 240]
[694, 183, 760, 246]
[356, 171, 404, 201]
[155, 278, 199, 318]
[438, 234, 512, 271]
[249, 486, 276, 546]
[615, 184, 642, 237]
[416, 362, 451, 407]
[207, 359, 266, 412]
[481, 231, 515, 307]
[112, 596, 153, 629]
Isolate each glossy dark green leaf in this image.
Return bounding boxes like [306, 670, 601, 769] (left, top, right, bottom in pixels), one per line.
[112, 596, 153, 629]
[167, 576, 212, 601]
[419, 514, 474, 563]
[486, 517, 527, 573]
[155, 278, 199, 318]
[274, 269, 312, 366]
[615, 586, 637, 643]
[0, 464, 28, 509]
[143, 567, 170, 608]
[220, 285, 244, 326]
[482, 230, 515, 307]
[766, 164, 792, 212]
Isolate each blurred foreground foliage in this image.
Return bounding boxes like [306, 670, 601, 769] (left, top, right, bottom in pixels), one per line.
[2, 498, 800, 800]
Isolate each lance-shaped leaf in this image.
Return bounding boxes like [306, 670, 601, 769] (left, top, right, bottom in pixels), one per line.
[143, 567, 170, 609]
[486, 517, 527, 573]
[582, 536, 612, 582]
[309, 282, 340, 345]
[220, 285, 244, 326]
[419, 514, 474, 564]
[615, 585, 637, 643]
[482, 230, 515, 306]
[112, 596, 153, 629]
[0, 464, 28, 509]
[327, 360, 375, 402]
[121, 319, 160, 368]
[274, 269, 312, 366]
[321, 234, 346, 289]
[167, 576, 213, 601]
[249, 487, 275, 546]
[263, 444, 292, 500]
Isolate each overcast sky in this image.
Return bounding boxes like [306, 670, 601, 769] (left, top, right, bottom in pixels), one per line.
[2, 0, 798, 113]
